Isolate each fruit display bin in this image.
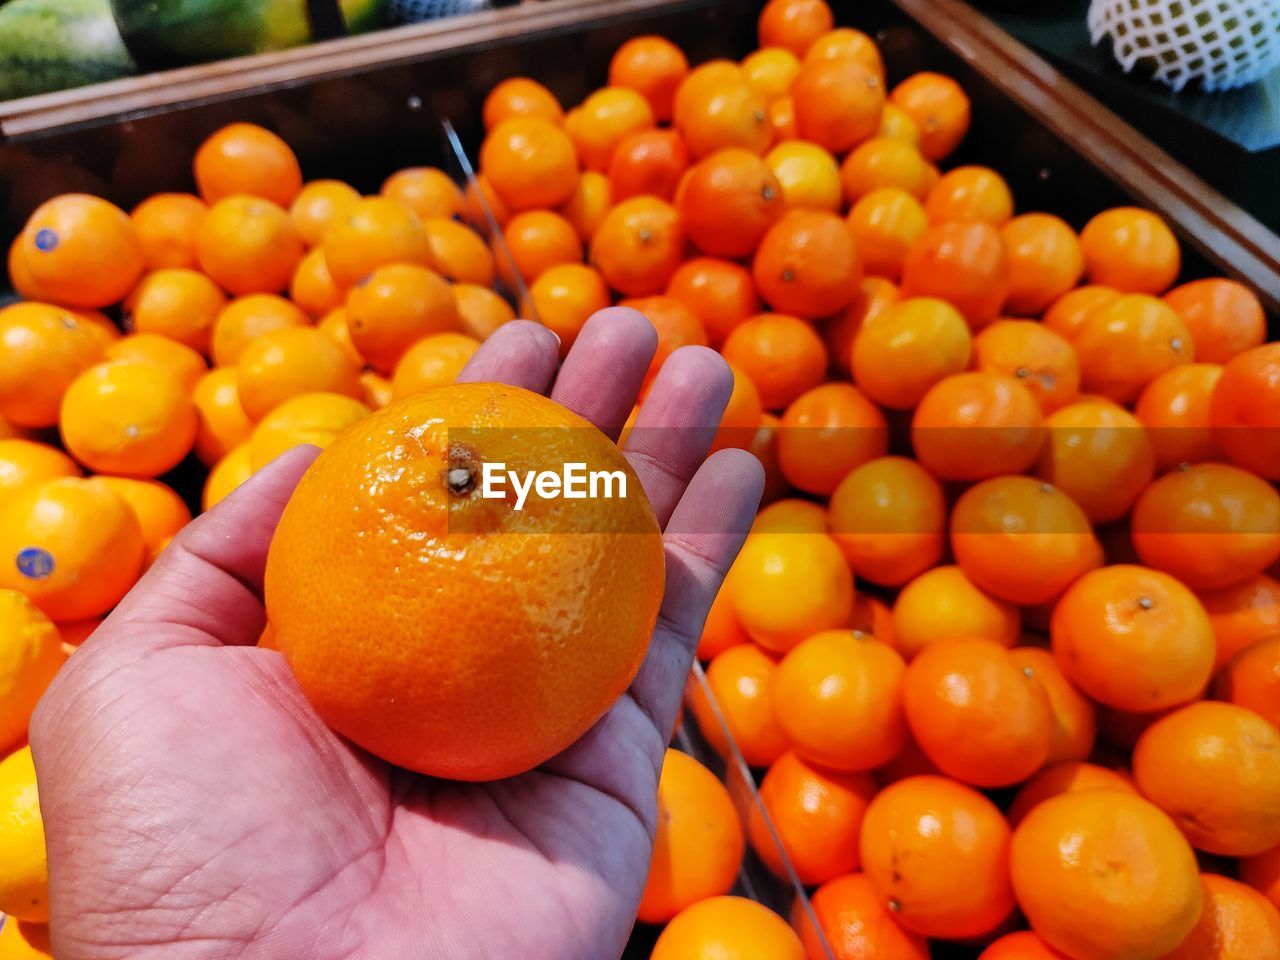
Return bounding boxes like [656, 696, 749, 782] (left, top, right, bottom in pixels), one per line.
[1, 0, 1278, 317]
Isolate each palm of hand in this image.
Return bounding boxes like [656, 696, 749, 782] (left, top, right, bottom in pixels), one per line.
[32, 313, 762, 960]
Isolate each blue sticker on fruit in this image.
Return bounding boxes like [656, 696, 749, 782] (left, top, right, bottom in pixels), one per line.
[34, 228, 58, 252]
[16, 547, 54, 581]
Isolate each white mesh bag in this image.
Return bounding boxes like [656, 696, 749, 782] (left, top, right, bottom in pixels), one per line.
[1088, 0, 1280, 92]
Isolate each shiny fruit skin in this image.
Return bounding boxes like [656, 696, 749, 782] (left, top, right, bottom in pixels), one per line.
[0, 590, 64, 753]
[0, 746, 48, 922]
[651, 896, 805, 960]
[688, 643, 787, 766]
[892, 564, 1020, 659]
[792, 872, 930, 960]
[1210, 343, 1280, 480]
[1162, 873, 1280, 960]
[1006, 760, 1135, 828]
[266, 384, 663, 780]
[1010, 790, 1202, 960]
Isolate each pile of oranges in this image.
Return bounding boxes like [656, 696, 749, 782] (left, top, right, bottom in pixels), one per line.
[0, 0, 1277, 955]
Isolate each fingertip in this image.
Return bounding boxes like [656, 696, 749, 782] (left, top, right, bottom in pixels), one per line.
[653, 346, 734, 417]
[458, 319, 561, 391]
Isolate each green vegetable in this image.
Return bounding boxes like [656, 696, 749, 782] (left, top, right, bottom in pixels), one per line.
[0, 0, 135, 101]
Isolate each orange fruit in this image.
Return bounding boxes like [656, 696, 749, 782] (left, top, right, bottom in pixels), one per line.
[210, 294, 308, 367]
[607, 129, 689, 203]
[1132, 462, 1280, 590]
[265, 383, 662, 779]
[1210, 342, 1280, 480]
[638, 748, 744, 923]
[972, 318, 1080, 413]
[482, 77, 564, 131]
[1164, 873, 1280, 960]
[696, 581, 749, 662]
[0, 476, 144, 620]
[7, 235, 46, 300]
[752, 497, 827, 534]
[289, 179, 361, 248]
[191, 367, 253, 465]
[822, 275, 899, 375]
[196, 195, 304, 296]
[0, 916, 52, 959]
[673, 59, 747, 130]
[979, 932, 1072, 960]
[1010, 646, 1097, 764]
[709, 361, 765, 453]
[1041, 284, 1120, 341]
[1215, 635, 1279, 732]
[721, 312, 827, 410]
[911, 370, 1045, 481]
[753, 210, 861, 318]
[193, 122, 302, 207]
[608, 35, 689, 123]
[861, 775, 1015, 938]
[235, 326, 362, 420]
[289, 247, 343, 318]
[838, 137, 933, 202]
[67, 308, 120, 350]
[203, 442, 253, 511]
[125, 268, 226, 354]
[749, 750, 877, 885]
[804, 27, 885, 75]
[924, 165, 1014, 225]
[571, 87, 658, 172]
[0, 302, 105, 428]
[18, 194, 144, 307]
[379, 167, 463, 222]
[247, 392, 370, 470]
[1013, 791, 1203, 960]
[651, 896, 804, 960]
[453, 283, 516, 341]
[589, 196, 684, 297]
[890, 72, 971, 161]
[1074, 293, 1193, 404]
[851, 297, 971, 410]
[496, 210, 582, 287]
[129, 192, 208, 270]
[481, 116, 581, 212]
[1162, 278, 1265, 364]
[1034, 400, 1155, 523]
[419, 217, 491, 286]
[845, 188, 928, 282]
[776, 382, 887, 495]
[345, 264, 461, 373]
[763, 140, 841, 212]
[0, 440, 79, 508]
[769, 94, 798, 140]
[892, 564, 1020, 660]
[360, 371, 392, 410]
[666, 257, 761, 347]
[900, 221, 1009, 329]
[1241, 844, 1280, 905]
[758, 0, 834, 56]
[741, 47, 802, 102]
[525, 263, 610, 353]
[878, 102, 921, 144]
[557, 170, 612, 243]
[1006, 760, 1135, 828]
[461, 173, 511, 235]
[619, 295, 708, 385]
[1051, 564, 1215, 712]
[1200, 576, 1280, 669]
[1001, 213, 1084, 315]
[104, 332, 207, 393]
[951, 475, 1102, 606]
[792, 57, 884, 154]
[792, 872, 929, 960]
[1135, 363, 1223, 472]
[772, 630, 908, 770]
[390, 333, 481, 399]
[828, 456, 944, 587]
[59, 361, 198, 478]
[677, 148, 783, 259]
[95, 476, 190, 565]
[317, 308, 365, 368]
[725, 531, 853, 653]
[1133, 701, 1280, 856]
[688, 643, 787, 766]
[1079, 207, 1180, 295]
[0, 588, 65, 752]
[904, 637, 1052, 787]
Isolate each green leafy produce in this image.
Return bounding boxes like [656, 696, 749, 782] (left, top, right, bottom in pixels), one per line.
[0, 0, 135, 101]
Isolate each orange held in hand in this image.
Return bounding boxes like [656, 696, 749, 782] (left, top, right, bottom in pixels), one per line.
[265, 384, 663, 780]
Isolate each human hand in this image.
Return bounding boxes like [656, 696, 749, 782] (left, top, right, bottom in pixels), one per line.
[31, 309, 764, 960]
